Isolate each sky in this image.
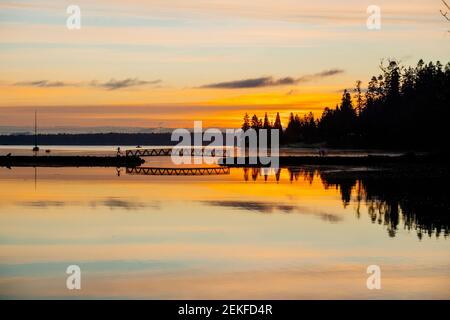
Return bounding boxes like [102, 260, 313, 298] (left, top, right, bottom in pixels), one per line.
[0, 0, 449, 129]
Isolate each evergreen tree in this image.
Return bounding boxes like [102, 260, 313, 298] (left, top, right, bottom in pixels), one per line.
[273, 112, 282, 130]
[365, 76, 380, 108]
[242, 113, 250, 131]
[251, 114, 260, 130]
[285, 112, 297, 142]
[340, 89, 354, 113]
[354, 80, 363, 116]
[382, 60, 401, 102]
[263, 112, 271, 129]
[273, 112, 283, 142]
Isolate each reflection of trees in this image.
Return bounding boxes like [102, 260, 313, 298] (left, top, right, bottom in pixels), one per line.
[241, 167, 449, 239]
[243, 167, 282, 183]
[318, 169, 449, 239]
[289, 168, 316, 184]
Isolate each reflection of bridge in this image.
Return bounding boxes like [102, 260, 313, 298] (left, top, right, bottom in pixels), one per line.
[125, 148, 230, 157]
[126, 167, 230, 176]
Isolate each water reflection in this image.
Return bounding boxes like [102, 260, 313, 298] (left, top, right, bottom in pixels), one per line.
[6, 165, 449, 239]
[16, 198, 160, 211]
[203, 200, 343, 222]
[0, 165, 449, 299]
[241, 167, 450, 239]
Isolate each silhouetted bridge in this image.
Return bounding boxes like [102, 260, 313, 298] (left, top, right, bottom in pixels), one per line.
[126, 166, 230, 176]
[125, 148, 230, 157]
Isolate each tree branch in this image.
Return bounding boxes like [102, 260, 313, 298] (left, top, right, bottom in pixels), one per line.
[441, 0, 450, 33]
[441, 10, 450, 22]
[443, 0, 450, 11]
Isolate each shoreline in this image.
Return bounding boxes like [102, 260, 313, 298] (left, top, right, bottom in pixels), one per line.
[1, 153, 448, 169]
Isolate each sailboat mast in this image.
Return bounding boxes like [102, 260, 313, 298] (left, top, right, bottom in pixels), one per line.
[34, 110, 37, 147]
[32, 110, 39, 152]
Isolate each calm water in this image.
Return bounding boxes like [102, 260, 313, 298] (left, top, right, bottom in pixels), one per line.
[0, 147, 448, 299]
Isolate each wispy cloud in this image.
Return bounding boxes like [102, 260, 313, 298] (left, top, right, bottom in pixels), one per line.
[296, 69, 344, 82]
[91, 78, 162, 90]
[200, 69, 344, 89]
[200, 77, 295, 89]
[14, 80, 68, 88]
[13, 78, 161, 90]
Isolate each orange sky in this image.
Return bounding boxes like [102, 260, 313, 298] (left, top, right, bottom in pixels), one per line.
[1, 0, 449, 129]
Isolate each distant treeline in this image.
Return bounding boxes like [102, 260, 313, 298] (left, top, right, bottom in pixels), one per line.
[0, 132, 248, 146]
[241, 59, 450, 149]
[0, 133, 176, 146]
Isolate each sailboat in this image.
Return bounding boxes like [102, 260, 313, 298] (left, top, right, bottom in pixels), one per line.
[32, 110, 39, 152]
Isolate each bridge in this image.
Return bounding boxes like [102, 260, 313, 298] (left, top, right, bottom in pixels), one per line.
[126, 166, 230, 176]
[125, 147, 230, 158]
